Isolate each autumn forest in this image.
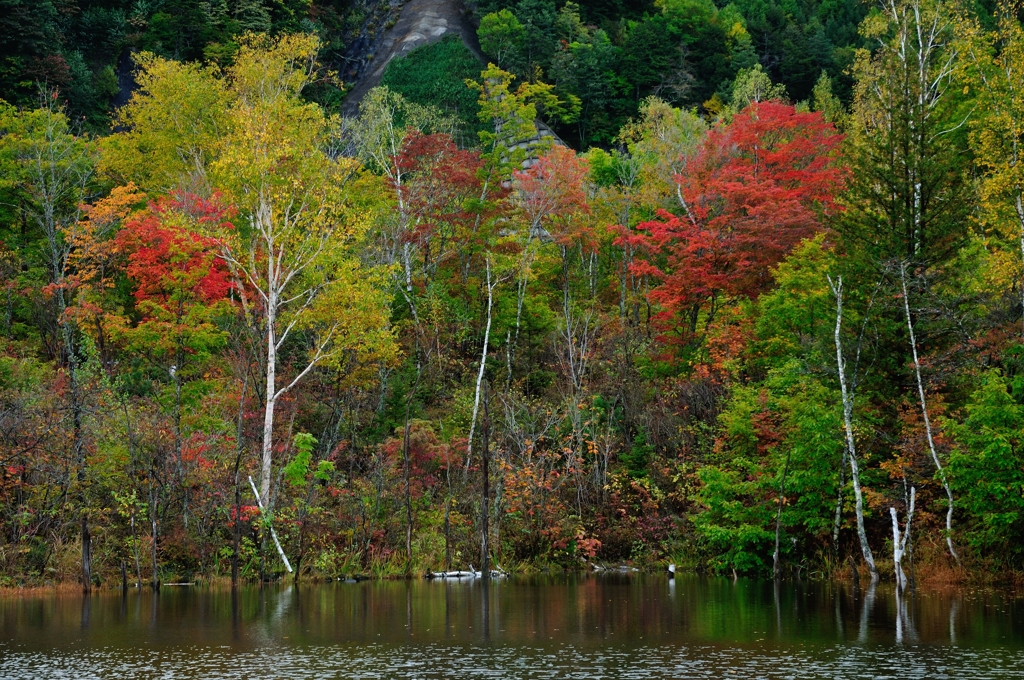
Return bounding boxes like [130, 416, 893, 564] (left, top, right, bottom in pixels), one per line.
[1, 0, 1024, 591]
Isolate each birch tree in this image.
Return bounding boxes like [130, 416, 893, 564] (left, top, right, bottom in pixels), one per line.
[828, 275, 879, 581]
[467, 257, 497, 466]
[211, 34, 394, 504]
[900, 262, 959, 563]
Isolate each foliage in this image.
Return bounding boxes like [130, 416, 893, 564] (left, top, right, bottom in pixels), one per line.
[380, 36, 485, 141]
[946, 371, 1024, 557]
[630, 102, 845, 354]
[3, 0, 1024, 586]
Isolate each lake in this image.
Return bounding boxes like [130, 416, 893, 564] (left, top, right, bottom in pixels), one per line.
[1, 575, 1022, 678]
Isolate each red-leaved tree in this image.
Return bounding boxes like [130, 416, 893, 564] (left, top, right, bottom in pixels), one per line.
[115, 192, 235, 542]
[397, 132, 483, 280]
[117, 192, 233, 341]
[628, 101, 846, 352]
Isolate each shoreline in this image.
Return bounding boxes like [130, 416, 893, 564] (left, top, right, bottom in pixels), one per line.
[3, 564, 1021, 596]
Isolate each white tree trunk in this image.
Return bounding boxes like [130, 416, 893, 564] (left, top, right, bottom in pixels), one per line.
[261, 293, 277, 502]
[890, 486, 916, 592]
[773, 448, 793, 578]
[828, 275, 879, 582]
[508, 239, 536, 387]
[1016, 194, 1024, 338]
[467, 259, 495, 466]
[249, 476, 292, 573]
[899, 263, 959, 565]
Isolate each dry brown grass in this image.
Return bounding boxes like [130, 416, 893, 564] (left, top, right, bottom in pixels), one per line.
[826, 535, 1024, 589]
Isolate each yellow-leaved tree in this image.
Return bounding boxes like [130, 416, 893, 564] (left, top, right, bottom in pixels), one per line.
[101, 56, 230, 193]
[105, 33, 396, 508]
[956, 0, 1024, 337]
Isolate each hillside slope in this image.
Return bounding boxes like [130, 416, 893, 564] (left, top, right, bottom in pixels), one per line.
[341, 0, 485, 115]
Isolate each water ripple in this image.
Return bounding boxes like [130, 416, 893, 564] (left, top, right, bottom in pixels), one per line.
[3, 642, 1024, 679]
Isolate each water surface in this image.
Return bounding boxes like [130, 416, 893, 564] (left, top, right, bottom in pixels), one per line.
[1, 575, 1022, 678]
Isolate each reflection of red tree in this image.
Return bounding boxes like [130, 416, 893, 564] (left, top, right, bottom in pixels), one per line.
[627, 102, 846, 351]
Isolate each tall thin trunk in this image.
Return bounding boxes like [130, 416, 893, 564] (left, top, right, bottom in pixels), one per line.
[131, 509, 142, 588]
[832, 445, 848, 550]
[899, 263, 959, 565]
[890, 486, 916, 593]
[232, 372, 248, 586]
[403, 363, 422, 569]
[403, 420, 413, 569]
[173, 361, 186, 530]
[120, 396, 143, 588]
[261, 294, 277, 504]
[481, 380, 490, 579]
[467, 258, 495, 470]
[828, 275, 879, 581]
[444, 497, 452, 571]
[81, 514, 91, 593]
[508, 237, 536, 384]
[248, 475, 292, 573]
[150, 485, 159, 590]
[232, 476, 241, 585]
[1016, 193, 1024, 338]
[4, 283, 12, 338]
[772, 447, 793, 578]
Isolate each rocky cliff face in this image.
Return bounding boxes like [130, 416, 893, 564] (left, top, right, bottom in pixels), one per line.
[333, 0, 564, 155]
[339, 0, 482, 115]
[335, 0, 407, 93]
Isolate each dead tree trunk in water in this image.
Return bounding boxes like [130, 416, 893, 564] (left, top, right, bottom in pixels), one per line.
[890, 486, 916, 593]
[81, 514, 91, 593]
[828, 275, 879, 582]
